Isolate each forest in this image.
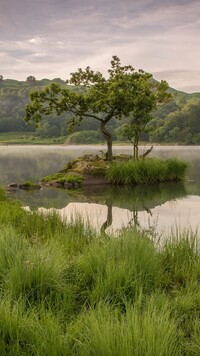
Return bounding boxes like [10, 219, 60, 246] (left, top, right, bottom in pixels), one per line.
[0, 77, 200, 144]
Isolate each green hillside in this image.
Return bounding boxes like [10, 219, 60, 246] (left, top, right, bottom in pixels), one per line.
[0, 77, 200, 144]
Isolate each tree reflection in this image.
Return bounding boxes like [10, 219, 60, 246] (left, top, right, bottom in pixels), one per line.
[12, 181, 189, 235]
[100, 198, 113, 236]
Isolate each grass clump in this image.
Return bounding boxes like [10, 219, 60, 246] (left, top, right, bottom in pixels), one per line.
[42, 172, 66, 182]
[65, 174, 83, 185]
[107, 158, 188, 185]
[1, 188, 200, 354]
[72, 300, 181, 356]
[19, 180, 41, 189]
[78, 230, 162, 305]
[42, 172, 83, 186]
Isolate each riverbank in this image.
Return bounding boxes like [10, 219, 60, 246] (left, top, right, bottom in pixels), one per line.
[0, 188, 200, 354]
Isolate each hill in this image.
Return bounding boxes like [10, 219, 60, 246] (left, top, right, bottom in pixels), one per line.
[0, 78, 200, 144]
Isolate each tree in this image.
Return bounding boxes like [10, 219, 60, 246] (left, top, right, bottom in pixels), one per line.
[151, 99, 200, 144]
[24, 56, 171, 161]
[0, 75, 3, 83]
[116, 115, 152, 160]
[26, 76, 36, 86]
[116, 80, 172, 159]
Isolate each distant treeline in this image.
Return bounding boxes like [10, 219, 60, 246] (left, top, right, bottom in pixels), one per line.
[0, 78, 200, 144]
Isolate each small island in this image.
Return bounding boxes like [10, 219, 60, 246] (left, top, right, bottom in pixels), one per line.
[41, 153, 188, 188]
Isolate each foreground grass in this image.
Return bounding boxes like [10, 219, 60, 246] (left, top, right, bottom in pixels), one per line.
[0, 188, 200, 354]
[107, 158, 189, 185]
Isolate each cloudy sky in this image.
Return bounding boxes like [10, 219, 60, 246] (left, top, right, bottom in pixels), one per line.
[1, 0, 200, 92]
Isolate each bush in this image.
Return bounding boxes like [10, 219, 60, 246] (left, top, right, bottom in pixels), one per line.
[66, 130, 103, 144]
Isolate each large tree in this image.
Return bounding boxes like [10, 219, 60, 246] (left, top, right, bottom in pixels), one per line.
[25, 56, 170, 161]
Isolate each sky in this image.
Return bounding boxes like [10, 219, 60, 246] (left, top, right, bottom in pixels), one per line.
[1, 0, 200, 93]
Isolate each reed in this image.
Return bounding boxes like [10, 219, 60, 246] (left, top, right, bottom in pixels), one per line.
[107, 158, 188, 185]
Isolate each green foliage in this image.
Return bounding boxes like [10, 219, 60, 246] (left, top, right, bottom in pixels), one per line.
[42, 172, 83, 186]
[79, 230, 162, 305]
[0, 191, 200, 353]
[0, 79, 70, 137]
[73, 301, 181, 356]
[24, 56, 170, 160]
[151, 99, 200, 144]
[20, 180, 39, 188]
[42, 172, 66, 182]
[65, 175, 83, 185]
[66, 130, 103, 144]
[107, 158, 188, 185]
[0, 186, 7, 201]
[0, 132, 67, 144]
[1, 74, 200, 145]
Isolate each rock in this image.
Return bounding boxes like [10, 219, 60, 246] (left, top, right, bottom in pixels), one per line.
[49, 182, 64, 188]
[82, 175, 109, 186]
[19, 183, 41, 190]
[8, 183, 18, 188]
[6, 183, 19, 192]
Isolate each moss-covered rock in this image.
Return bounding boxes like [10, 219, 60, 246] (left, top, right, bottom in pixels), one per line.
[42, 154, 112, 188]
[19, 181, 41, 190]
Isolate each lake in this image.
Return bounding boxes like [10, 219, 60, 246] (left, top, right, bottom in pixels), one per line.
[1, 144, 200, 237]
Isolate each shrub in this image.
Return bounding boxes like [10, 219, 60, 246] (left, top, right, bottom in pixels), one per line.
[66, 130, 103, 144]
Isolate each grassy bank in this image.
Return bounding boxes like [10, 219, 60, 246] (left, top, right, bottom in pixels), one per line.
[0, 132, 67, 144]
[107, 158, 188, 185]
[0, 188, 200, 354]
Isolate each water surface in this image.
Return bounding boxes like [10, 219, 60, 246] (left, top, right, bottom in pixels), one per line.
[2, 145, 200, 236]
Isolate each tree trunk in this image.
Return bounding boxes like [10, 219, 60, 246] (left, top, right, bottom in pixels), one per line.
[133, 131, 139, 160]
[133, 139, 139, 160]
[140, 145, 153, 159]
[100, 121, 113, 161]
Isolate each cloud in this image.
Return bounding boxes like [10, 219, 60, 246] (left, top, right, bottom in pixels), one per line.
[0, 0, 200, 92]
[153, 69, 200, 92]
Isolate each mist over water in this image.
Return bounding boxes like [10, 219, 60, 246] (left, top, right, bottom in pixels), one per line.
[2, 145, 200, 236]
[0, 145, 103, 184]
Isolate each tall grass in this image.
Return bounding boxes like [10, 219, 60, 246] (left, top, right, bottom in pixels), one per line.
[78, 230, 163, 305]
[107, 158, 189, 185]
[0, 191, 200, 354]
[72, 300, 182, 356]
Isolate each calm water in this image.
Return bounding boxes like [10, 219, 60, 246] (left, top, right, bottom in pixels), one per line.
[2, 144, 200, 236]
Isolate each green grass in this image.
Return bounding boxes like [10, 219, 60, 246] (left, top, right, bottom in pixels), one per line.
[42, 172, 84, 186]
[0, 132, 67, 144]
[72, 300, 181, 356]
[0, 190, 200, 354]
[107, 158, 189, 185]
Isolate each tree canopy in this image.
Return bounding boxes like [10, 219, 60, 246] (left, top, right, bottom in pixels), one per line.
[26, 76, 36, 86]
[25, 56, 171, 160]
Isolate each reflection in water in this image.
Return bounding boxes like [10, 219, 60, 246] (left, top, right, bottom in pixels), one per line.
[16, 181, 200, 236]
[2, 145, 200, 235]
[0, 145, 108, 184]
[100, 199, 113, 236]
[2, 144, 200, 184]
